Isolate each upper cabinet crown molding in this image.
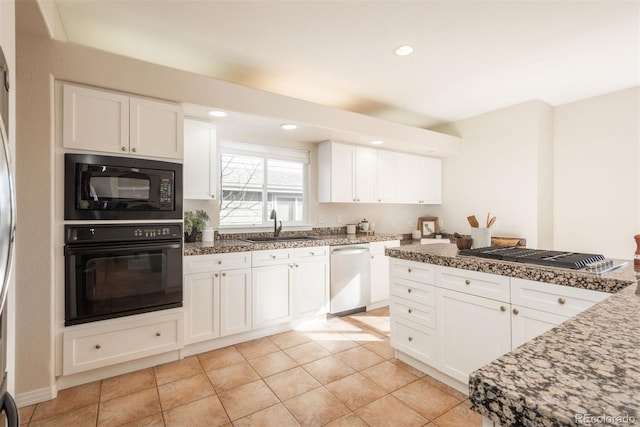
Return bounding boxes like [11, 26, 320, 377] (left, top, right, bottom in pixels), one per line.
[318, 140, 442, 205]
[62, 82, 184, 160]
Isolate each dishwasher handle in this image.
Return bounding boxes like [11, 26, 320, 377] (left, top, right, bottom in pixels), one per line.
[331, 247, 370, 255]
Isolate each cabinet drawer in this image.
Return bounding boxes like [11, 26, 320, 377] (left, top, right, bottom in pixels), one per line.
[390, 277, 435, 307]
[294, 246, 329, 259]
[511, 278, 609, 317]
[252, 248, 295, 267]
[63, 311, 183, 375]
[184, 252, 251, 274]
[390, 319, 437, 366]
[390, 297, 436, 329]
[390, 259, 435, 284]
[436, 266, 510, 302]
[370, 240, 400, 255]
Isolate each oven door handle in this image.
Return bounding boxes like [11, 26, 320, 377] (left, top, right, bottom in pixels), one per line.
[65, 241, 182, 254]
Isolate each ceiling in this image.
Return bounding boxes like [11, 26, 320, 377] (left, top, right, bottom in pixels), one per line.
[32, 0, 640, 141]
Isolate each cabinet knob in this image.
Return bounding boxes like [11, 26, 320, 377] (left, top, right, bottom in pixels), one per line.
[121, 146, 127, 152]
[407, 308, 412, 314]
[500, 306, 507, 312]
[295, 264, 299, 268]
[512, 308, 519, 315]
[371, 256, 374, 259]
[558, 297, 566, 305]
[270, 255, 277, 259]
[408, 268, 412, 273]
[378, 199, 382, 202]
[132, 147, 137, 153]
[217, 261, 222, 265]
[407, 288, 412, 293]
[156, 332, 161, 337]
[408, 336, 413, 342]
[310, 252, 315, 256]
[95, 344, 101, 349]
[289, 264, 294, 268]
[211, 194, 216, 199]
[214, 273, 219, 277]
[465, 279, 471, 285]
[222, 273, 226, 277]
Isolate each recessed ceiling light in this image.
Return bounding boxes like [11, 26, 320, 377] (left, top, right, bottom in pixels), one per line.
[280, 124, 297, 130]
[371, 140, 384, 145]
[208, 110, 227, 118]
[394, 45, 414, 56]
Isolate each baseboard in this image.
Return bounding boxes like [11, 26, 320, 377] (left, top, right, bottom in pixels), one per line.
[15, 386, 57, 408]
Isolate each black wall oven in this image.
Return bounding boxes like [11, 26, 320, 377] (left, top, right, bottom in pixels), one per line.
[64, 223, 183, 326]
[65, 153, 183, 220]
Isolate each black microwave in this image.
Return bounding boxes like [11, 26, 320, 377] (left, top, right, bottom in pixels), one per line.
[64, 153, 183, 220]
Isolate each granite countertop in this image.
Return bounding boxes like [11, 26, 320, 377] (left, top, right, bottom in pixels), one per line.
[386, 243, 635, 293]
[386, 242, 639, 426]
[184, 233, 404, 256]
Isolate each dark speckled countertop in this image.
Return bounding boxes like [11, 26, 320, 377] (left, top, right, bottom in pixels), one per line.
[184, 233, 404, 256]
[386, 243, 639, 426]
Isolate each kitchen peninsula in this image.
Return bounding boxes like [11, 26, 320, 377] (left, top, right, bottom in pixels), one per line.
[385, 243, 639, 426]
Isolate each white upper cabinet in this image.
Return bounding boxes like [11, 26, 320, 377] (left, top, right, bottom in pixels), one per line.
[183, 119, 217, 200]
[318, 141, 377, 203]
[318, 140, 441, 204]
[376, 150, 397, 203]
[62, 83, 183, 160]
[396, 153, 442, 204]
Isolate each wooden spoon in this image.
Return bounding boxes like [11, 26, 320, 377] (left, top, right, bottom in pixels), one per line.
[487, 217, 497, 228]
[467, 215, 479, 228]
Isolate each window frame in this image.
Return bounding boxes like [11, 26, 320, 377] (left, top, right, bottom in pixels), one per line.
[218, 141, 310, 231]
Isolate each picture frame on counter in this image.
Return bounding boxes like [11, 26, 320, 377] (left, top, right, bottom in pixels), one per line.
[418, 216, 439, 237]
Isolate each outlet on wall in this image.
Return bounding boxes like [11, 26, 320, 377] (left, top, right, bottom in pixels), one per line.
[318, 214, 324, 224]
[439, 218, 444, 228]
[336, 215, 342, 225]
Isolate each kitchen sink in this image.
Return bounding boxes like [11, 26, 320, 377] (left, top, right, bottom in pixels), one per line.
[240, 236, 319, 243]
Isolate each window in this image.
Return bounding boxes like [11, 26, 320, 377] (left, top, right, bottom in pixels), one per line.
[219, 141, 309, 227]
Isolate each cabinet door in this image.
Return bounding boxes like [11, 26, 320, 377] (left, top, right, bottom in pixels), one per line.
[437, 288, 511, 384]
[293, 258, 329, 318]
[130, 97, 183, 159]
[330, 143, 355, 202]
[370, 240, 400, 305]
[511, 305, 567, 349]
[391, 318, 438, 366]
[419, 157, 442, 204]
[63, 84, 130, 154]
[395, 153, 422, 203]
[252, 264, 293, 328]
[354, 146, 377, 202]
[220, 268, 252, 337]
[377, 150, 397, 203]
[184, 272, 220, 344]
[184, 119, 217, 200]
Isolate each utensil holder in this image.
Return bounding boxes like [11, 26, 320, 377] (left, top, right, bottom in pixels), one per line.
[471, 227, 491, 248]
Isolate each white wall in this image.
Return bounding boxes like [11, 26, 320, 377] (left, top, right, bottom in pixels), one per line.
[432, 101, 554, 248]
[554, 87, 640, 259]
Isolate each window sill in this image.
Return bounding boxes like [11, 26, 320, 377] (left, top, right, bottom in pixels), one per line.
[218, 224, 314, 235]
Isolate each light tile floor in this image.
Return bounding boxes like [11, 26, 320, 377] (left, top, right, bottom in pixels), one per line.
[19, 307, 482, 427]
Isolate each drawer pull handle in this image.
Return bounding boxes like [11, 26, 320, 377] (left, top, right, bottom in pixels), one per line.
[408, 268, 412, 273]
[156, 332, 161, 337]
[407, 308, 413, 314]
[407, 288, 412, 293]
[500, 306, 507, 312]
[408, 337, 413, 342]
[558, 297, 566, 305]
[512, 308, 519, 315]
[95, 344, 101, 349]
[465, 279, 471, 285]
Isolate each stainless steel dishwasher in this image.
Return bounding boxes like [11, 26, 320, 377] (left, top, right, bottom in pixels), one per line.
[330, 244, 371, 316]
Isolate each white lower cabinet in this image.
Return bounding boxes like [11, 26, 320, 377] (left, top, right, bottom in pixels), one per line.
[293, 247, 329, 318]
[510, 305, 567, 349]
[389, 260, 611, 388]
[436, 288, 511, 383]
[183, 252, 251, 344]
[252, 262, 293, 328]
[63, 310, 183, 375]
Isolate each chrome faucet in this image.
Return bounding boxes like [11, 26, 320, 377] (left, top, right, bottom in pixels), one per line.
[270, 209, 282, 237]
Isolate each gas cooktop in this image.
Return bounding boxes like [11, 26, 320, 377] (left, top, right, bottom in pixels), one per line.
[458, 246, 628, 275]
